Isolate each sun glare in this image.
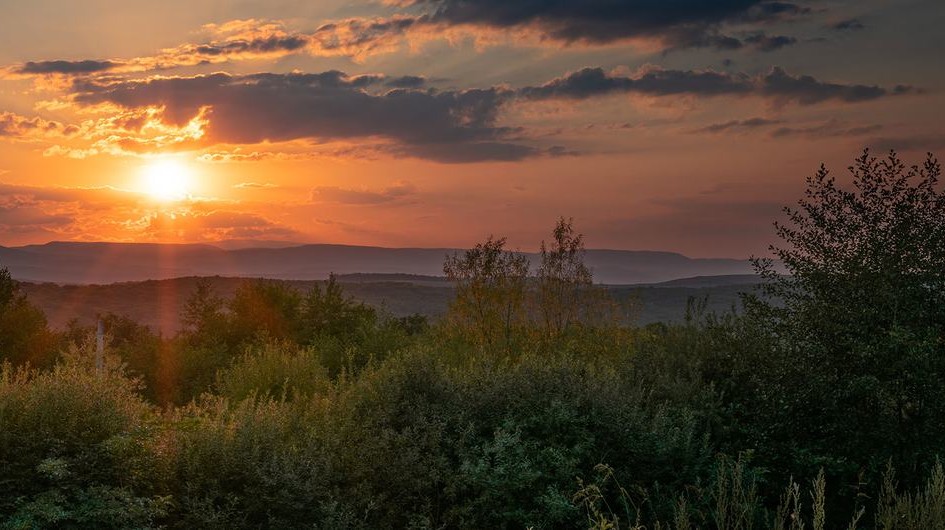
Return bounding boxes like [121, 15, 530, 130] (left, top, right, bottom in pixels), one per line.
[142, 159, 192, 201]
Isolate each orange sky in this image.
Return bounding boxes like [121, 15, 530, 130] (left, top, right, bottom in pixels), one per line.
[0, 0, 942, 257]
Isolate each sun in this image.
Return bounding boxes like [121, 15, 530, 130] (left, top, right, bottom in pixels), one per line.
[141, 159, 192, 201]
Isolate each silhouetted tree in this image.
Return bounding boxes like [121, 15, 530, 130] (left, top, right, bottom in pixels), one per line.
[746, 149, 945, 492]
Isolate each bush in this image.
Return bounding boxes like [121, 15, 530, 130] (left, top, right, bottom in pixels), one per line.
[0, 357, 165, 527]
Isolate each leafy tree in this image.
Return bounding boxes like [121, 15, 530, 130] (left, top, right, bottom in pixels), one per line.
[746, 150, 945, 493]
[228, 279, 303, 345]
[443, 236, 529, 350]
[299, 274, 376, 344]
[180, 278, 228, 346]
[534, 217, 617, 339]
[0, 267, 58, 367]
[535, 217, 592, 336]
[62, 314, 163, 403]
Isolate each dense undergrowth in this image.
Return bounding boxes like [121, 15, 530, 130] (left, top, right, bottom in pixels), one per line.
[0, 150, 943, 528]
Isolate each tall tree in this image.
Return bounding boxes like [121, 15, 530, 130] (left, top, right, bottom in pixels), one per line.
[747, 149, 945, 485]
[444, 236, 529, 350]
[534, 217, 595, 337]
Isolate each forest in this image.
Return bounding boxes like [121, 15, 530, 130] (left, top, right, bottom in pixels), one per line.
[1, 150, 944, 529]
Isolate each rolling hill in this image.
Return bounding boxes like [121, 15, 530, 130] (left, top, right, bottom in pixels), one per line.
[19, 273, 764, 334]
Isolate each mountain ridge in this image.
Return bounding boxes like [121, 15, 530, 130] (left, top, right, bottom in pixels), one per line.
[0, 241, 765, 285]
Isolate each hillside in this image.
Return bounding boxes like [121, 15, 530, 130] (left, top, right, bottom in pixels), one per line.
[19, 274, 762, 333]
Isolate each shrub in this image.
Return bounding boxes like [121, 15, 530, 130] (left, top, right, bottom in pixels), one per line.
[0, 356, 165, 527]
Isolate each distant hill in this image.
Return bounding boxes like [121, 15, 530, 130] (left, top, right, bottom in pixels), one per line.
[19, 274, 764, 334]
[0, 241, 766, 285]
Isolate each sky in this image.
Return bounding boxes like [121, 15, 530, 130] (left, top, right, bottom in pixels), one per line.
[0, 0, 942, 258]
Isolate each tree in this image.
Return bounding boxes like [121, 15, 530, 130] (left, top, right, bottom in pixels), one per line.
[752, 149, 945, 345]
[746, 149, 945, 490]
[181, 278, 227, 344]
[444, 236, 529, 350]
[228, 279, 303, 344]
[0, 267, 58, 367]
[299, 274, 376, 344]
[534, 217, 612, 338]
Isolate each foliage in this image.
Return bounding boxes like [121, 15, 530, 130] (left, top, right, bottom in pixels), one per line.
[535, 217, 595, 335]
[0, 354, 166, 527]
[443, 236, 530, 351]
[214, 342, 331, 401]
[0, 268, 58, 368]
[0, 150, 943, 528]
[742, 150, 945, 504]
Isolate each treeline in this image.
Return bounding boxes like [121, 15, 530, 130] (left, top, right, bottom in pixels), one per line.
[0, 150, 944, 529]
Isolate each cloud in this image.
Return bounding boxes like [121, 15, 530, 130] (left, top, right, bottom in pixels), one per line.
[14, 60, 122, 75]
[385, 75, 427, 88]
[312, 182, 418, 204]
[743, 33, 797, 52]
[830, 18, 865, 31]
[770, 121, 883, 138]
[520, 66, 753, 100]
[0, 183, 135, 242]
[136, 203, 299, 242]
[3, 5, 812, 80]
[5, 20, 345, 78]
[692, 117, 782, 133]
[0, 182, 300, 244]
[520, 66, 910, 105]
[69, 71, 546, 163]
[234, 182, 279, 189]
[406, 0, 807, 50]
[309, 16, 423, 59]
[299, 4, 809, 57]
[143, 208, 299, 241]
[0, 112, 79, 139]
[760, 67, 898, 105]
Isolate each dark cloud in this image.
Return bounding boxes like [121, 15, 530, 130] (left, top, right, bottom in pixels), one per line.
[522, 66, 908, 105]
[386, 75, 427, 88]
[300, 1, 812, 55]
[693, 117, 782, 133]
[412, 0, 807, 49]
[189, 35, 308, 56]
[742, 2, 811, 21]
[760, 67, 891, 104]
[312, 183, 417, 204]
[15, 60, 121, 75]
[770, 121, 883, 138]
[743, 33, 797, 52]
[70, 71, 542, 163]
[830, 18, 865, 31]
[519, 67, 754, 100]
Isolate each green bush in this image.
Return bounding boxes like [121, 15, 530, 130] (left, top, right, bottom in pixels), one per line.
[214, 342, 331, 401]
[0, 357, 166, 527]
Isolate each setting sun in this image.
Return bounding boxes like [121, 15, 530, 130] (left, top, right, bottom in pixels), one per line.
[141, 159, 192, 201]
